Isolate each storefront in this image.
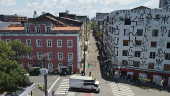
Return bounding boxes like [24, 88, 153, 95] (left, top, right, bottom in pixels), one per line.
[114, 66, 170, 86]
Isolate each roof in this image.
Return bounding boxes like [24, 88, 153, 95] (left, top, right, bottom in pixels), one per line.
[132, 6, 150, 10]
[53, 27, 80, 30]
[70, 75, 93, 80]
[1, 27, 24, 30]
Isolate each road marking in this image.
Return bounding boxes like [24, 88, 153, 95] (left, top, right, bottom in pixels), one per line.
[110, 82, 134, 96]
[55, 79, 75, 96]
[48, 77, 60, 93]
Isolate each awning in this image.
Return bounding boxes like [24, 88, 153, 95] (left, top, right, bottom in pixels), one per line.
[60, 66, 68, 69]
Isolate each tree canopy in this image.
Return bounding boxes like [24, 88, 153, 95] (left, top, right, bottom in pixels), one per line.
[91, 21, 94, 30]
[0, 40, 32, 92]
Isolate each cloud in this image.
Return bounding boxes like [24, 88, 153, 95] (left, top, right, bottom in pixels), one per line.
[100, 0, 140, 6]
[101, 8, 114, 13]
[143, 0, 159, 8]
[0, 0, 16, 6]
[56, 5, 63, 9]
[26, 0, 58, 9]
[12, 9, 33, 18]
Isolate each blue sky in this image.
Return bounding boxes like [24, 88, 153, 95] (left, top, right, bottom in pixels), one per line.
[0, 0, 159, 19]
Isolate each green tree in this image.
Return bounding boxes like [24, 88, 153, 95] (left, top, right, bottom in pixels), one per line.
[8, 40, 32, 60]
[0, 40, 31, 92]
[91, 21, 94, 30]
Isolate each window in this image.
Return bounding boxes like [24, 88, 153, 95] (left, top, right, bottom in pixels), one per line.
[27, 53, 32, 59]
[48, 52, 52, 60]
[122, 50, 128, 56]
[167, 42, 170, 48]
[67, 40, 73, 47]
[47, 40, 52, 47]
[26, 26, 31, 33]
[36, 39, 42, 47]
[149, 52, 156, 59]
[26, 39, 31, 46]
[6, 39, 11, 43]
[124, 29, 129, 36]
[58, 53, 63, 60]
[135, 51, 141, 57]
[136, 40, 142, 47]
[124, 19, 131, 25]
[152, 30, 158, 36]
[36, 26, 40, 33]
[46, 26, 51, 33]
[68, 53, 73, 60]
[37, 52, 42, 59]
[16, 39, 21, 42]
[57, 40, 62, 47]
[123, 40, 128, 46]
[165, 53, 170, 60]
[136, 29, 143, 36]
[151, 42, 157, 48]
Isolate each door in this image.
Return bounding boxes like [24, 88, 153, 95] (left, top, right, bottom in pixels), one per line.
[48, 63, 53, 73]
[68, 63, 73, 73]
[58, 63, 63, 73]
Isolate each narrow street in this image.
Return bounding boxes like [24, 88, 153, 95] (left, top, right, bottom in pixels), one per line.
[85, 31, 113, 96]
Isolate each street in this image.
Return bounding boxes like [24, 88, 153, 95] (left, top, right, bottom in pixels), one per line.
[29, 31, 170, 96]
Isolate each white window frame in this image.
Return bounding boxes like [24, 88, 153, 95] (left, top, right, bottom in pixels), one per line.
[58, 52, 63, 60]
[45, 26, 51, 33]
[47, 39, 52, 47]
[68, 53, 73, 60]
[35, 26, 41, 33]
[27, 53, 32, 59]
[26, 26, 31, 33]
[19, 62, 23, 68]
[26, 39, 31, 46]
[48, 52, 53, 60]
[36, 39, 42, 47]
[57, 40, 62, 47]
[6, 39, 11, 43]
[16, 39, 21, 42]
[67, 40, 73, 47]
[37, 52, 42, 60]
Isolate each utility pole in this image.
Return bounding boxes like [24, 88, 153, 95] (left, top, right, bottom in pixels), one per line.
[42, 54, 48, 96]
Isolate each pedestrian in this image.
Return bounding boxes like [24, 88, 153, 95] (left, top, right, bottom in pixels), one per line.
[125, 75, 127, 82]
[89, 72, 91, 76]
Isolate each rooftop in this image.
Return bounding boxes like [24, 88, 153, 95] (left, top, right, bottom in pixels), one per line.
[53, 27, 80, 30]
[1, 27, 24, 30]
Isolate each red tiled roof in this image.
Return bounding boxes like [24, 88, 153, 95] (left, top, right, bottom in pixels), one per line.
[1, 27, 24, 30]
[53, 27, 80, 30]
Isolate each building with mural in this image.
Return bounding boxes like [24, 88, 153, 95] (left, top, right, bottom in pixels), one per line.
[103, 6, 170, 86]
[0, 13, 83, 74]
[159, 0, 170, 8]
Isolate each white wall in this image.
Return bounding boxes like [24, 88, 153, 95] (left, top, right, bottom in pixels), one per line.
[109, 8, 170, 70]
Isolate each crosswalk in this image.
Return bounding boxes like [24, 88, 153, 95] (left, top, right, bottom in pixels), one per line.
[110, 82, 134, 96]
[55, 79, 75, 96]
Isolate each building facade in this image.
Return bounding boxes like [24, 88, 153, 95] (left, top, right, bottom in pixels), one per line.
[103, 7, 170, 86]
[159, 0, 170, 8]
[0, 13, 83, 74]
[0, 14, 27, 22]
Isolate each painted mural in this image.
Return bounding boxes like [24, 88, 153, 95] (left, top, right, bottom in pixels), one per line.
[109, 8, 170, 84]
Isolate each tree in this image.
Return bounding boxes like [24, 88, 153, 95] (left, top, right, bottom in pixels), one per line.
[8, 40, 32, 60]
[91, 21, 94, 30]
[0, 40, 31, 92]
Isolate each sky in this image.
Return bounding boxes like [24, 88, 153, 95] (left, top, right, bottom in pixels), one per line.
[0, 0, 160, 19]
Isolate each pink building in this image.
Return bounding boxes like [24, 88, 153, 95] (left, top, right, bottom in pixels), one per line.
[0, 13, 83, 74]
